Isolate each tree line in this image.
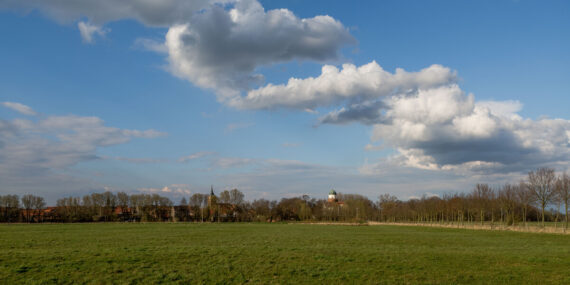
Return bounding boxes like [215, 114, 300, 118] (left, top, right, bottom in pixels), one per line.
[1, 168, 568, 229]
[379, 167, 569, 229]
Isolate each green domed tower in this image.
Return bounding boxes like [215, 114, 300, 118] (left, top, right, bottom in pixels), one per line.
[328, 189, 337, 202]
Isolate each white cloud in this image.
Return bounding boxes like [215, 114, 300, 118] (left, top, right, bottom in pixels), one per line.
[229, 57, 566, 174]
[138, 184, 192, 196]
[134, 38, 168, 53]
[1, 101, 37, 116]
[231, 61, 456, 110]
[477, 100, 523, 119]
[163, 0, 354, 98]
[104, 156, 166, 164]
[369, 86, 570, 173]
[77, 21, 107, 43]
[178, 151, 216, 163]
[0, 0, 214, 27]
[239, 59, 568, 174]
[364, 144, 384, 151]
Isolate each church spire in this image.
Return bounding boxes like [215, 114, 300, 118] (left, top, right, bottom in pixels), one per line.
[210, 185, 214, 196]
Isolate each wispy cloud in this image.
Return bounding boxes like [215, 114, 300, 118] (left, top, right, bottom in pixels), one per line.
[137, 184, 192, 195]
[78, 21, 108, 43]
[364, 144, 384, 151]
[282, 142, 301, 148]
[0, 104, 166, 195]
[1, 101, 37, 116]
[103, 156, 168, 164]
[213, 157, 255, 168]
[134, 38, 167, 53]
[225, 122, 254, 133]
[178, 151, 216, 163]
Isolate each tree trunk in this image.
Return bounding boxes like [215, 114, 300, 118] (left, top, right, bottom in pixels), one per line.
[511, 210, 515, 227]
[541, 202, 546, 227]
[564, 203, 568, 232]
[523, 206, 527, 228]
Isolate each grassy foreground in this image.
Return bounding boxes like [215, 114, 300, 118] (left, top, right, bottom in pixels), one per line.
[1, 223, 569, 284]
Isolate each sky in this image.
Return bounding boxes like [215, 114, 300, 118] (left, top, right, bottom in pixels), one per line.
[1, 0, 569, 204]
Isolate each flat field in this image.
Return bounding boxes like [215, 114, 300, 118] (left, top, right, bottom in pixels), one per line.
[1, 223, 569, 284]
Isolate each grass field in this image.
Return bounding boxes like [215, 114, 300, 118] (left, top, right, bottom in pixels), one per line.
[1, 223, 569, 284]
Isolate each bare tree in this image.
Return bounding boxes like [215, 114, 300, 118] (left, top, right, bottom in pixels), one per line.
[556, 173, 569, 231]
[91, 193, 105, 218]
[117, 192, 129, 209]
[116, 192, 130, 221]
[229, 189, 244, 205]
[499, 184, 517, 226]
[32, 196, 46, 222]
[20, 194, 45, 222]
[218, 190, 231, 204]
[472, 184, 492, 225]
[515, 181, 533, 227]
[378, 194, 398, 222]
[102, 191, 117, 221]
[21, 194, 34, 223]
[252, 199, 271, 221]
[0, 195, 20, 222]
[553, 178, 563, 228]
[190, 193, 206, 222]
[528, 167, 556, 226]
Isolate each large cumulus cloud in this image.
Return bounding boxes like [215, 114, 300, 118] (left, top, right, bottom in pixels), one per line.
[369, 86, 570, 172]
[162, 0, 354, 98]
[230, 61, 456, 110]
[230, 59, 570, 173]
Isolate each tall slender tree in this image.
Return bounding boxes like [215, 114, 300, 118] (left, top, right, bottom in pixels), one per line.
[528, 167, 556, 227]
[32, 196, 46, 222]
[21, 194, 34, 223]
[473, 184, 492, 225]
[556, 173, 569, 231]
[515, 181, 533, 227]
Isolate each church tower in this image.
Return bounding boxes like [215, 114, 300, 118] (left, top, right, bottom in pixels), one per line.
[208, 185, 217, 208]
[328, 189, 338, 203]
[208, 185, 218, 221]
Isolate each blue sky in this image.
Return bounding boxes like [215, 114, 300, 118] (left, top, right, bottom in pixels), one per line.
[1, 0, 569, 204]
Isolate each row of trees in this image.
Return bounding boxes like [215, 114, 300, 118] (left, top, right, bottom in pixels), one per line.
[1, 168, 568, 228]
[0, 190, 379, 223]
[377, 168, 569, 229]
[1, 194, 48, 222]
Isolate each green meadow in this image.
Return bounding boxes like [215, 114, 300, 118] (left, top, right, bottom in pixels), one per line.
[1, 223, 569, 284]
